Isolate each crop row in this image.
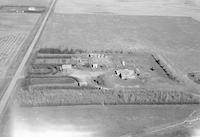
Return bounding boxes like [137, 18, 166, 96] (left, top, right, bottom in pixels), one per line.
[0, 32, 27, 65]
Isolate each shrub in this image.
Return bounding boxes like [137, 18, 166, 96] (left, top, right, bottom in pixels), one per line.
[16, 86, 200, 106]
[38, 48, 62, 54]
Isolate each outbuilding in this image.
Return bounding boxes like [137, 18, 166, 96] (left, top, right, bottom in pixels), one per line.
[78, 81, 87, 87]
[121, 61, 125, 66]
[61, 64, 72, 71]
[92, 64, 98, 69]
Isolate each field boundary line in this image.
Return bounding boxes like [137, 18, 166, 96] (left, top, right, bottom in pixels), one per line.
[0, 0, 57, 115]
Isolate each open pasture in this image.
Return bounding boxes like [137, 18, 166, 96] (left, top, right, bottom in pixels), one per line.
[38, 14, 200, 53]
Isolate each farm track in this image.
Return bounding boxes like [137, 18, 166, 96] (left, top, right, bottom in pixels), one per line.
[136, 121, 185, 137]
[0, 0, 57, 116]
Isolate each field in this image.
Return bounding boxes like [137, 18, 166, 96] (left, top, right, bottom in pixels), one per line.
[1, 0, 200, 137]
[0, 32, 27, 66]
[0, 0, 50, 7]
[0, 32, 27, 80]
[0, 13, 39, 80]
[0, 5, 42, 102]
[164, 51, 200, 74]
[0, 13, 39, 79]
[54, 0, 200, 17]
[0, 13, 39, 31]
[1, 105, 199, 137]
[38, 14, 200, 52]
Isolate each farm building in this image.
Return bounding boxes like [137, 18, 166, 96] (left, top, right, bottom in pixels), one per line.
[115, 69, 137, 80]
[121, 61, 125, 66]
[134, 68, 141, 76]
[61, 64, 72, 72]
[78, 58, 89, 65]
[78, 81, 87, 87]
[88, 53, 94, 57]
[92, 64, 98, 69]
[28, 7, 36, 11]
[88, 53, 107, 58]
[88, 54, 111, 69]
